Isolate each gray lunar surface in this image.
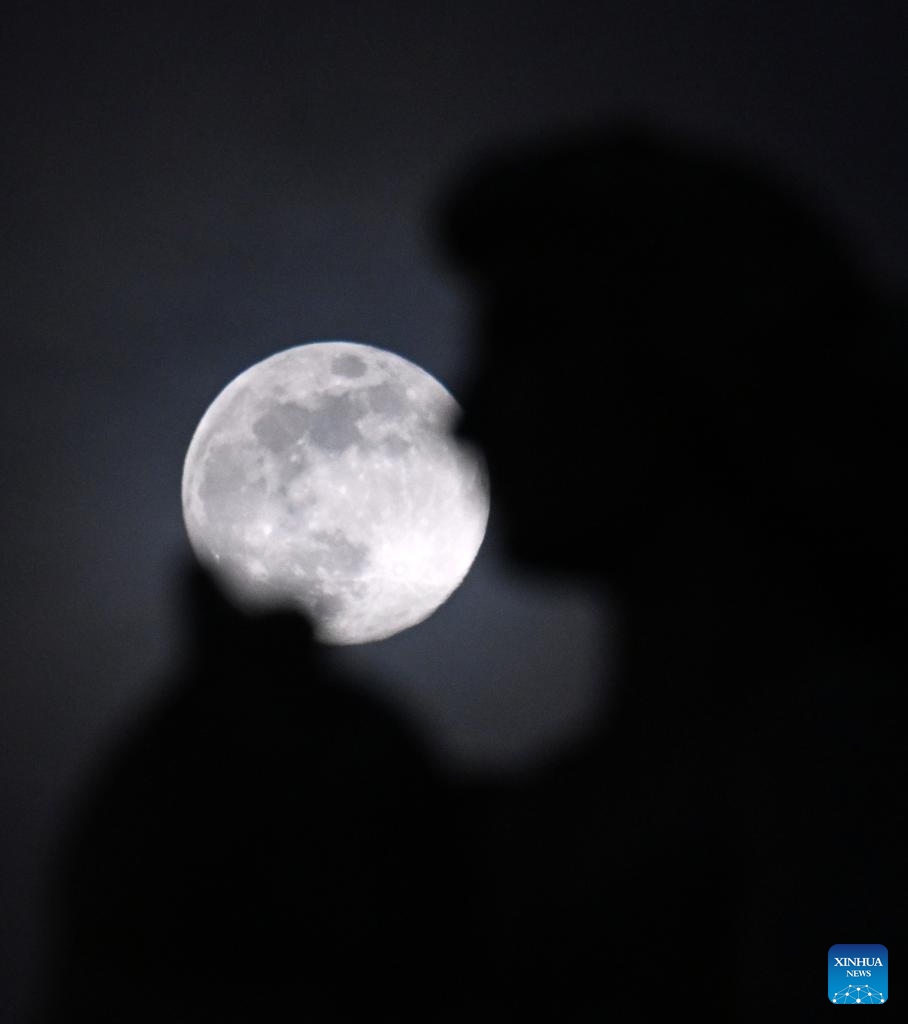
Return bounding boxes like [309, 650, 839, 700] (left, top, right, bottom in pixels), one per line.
[182, 342, 490, 643]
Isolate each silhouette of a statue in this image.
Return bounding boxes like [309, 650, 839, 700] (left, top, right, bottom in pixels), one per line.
[440, 125, 907, 1018]
[43, 127, 906, 1023]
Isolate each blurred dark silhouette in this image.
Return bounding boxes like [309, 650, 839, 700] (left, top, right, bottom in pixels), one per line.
[43, 565, 463, 1023]
[440, 125, 906, 1017]
[43, 126, 906, 1023]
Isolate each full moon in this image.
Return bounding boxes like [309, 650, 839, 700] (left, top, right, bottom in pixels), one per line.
[182, 342, 490, 644]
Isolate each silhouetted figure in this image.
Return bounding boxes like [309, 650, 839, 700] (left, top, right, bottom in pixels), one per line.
[43, 129, 906, 1023]
[440, 126, 907, 1017]
[44, 566, 458, 1023]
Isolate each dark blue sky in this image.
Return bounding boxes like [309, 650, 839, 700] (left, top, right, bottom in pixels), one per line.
[2, 1, 906, 1018]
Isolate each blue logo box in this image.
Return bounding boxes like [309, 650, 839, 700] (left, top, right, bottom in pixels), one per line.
[829, 944, 888, 1004]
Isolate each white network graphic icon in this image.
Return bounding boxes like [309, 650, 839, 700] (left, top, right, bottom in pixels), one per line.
[832, 984, 886, 1004]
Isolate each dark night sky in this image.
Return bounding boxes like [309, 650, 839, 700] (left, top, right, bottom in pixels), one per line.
[2, 2, 906, 1018]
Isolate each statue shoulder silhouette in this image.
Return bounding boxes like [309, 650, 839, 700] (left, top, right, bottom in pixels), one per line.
[44, 565, 456, 1023]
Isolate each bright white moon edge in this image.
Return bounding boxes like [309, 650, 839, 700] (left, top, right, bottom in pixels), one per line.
[181, 341, 490, 645]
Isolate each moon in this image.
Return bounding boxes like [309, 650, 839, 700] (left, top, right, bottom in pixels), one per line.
[181, 341, 490, 644]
